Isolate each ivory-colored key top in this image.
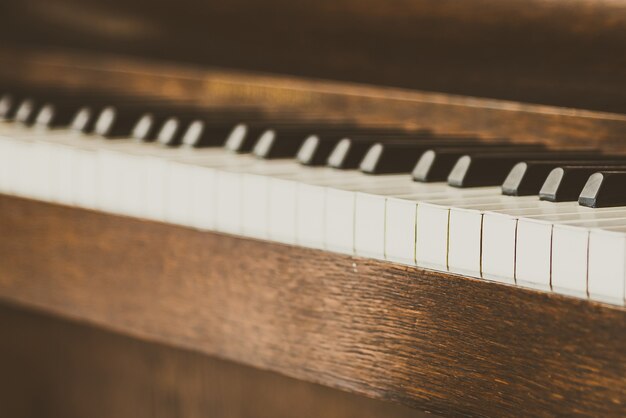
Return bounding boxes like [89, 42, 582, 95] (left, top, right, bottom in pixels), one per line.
[552, 218, 626, 298]
[241, 174, 270, 239]
[415, 191, 530, 272]
[323, 175, 423, 254]
[588, 226, 626, 305]
[356, 185, 494, 261]
[516, 216, 626, 292]
[164, 161, 196, 226]
[481, 205, 619, 284]
[384, 197, 417, 265]
[515, 219, 553, 290]
[297, 183, 326, 248]
[446, 197, 545, 278]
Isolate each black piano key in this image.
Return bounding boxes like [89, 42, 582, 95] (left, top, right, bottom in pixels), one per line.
[94, 105, 156, 138]
[327, 137, 378, 169]
[448, 151, 603, 188]
[158, 117, 253, 148]
[14, 98, 41, 125]
[502, 159, 626, 196]
[72, 102, 152, 134]
[251, 125, 374, 159]
[359, 138, 514, 175]
[298, 133, 400, 166]
[253, 128, 307, 158]
[133, 112, 198, 142]
[21, 91, 146, 128]
[0, 93, 19, 120]
[412, 144, 547, 182]
[224, 123, 259, 152]
[228, 122, 425, 155]
[34, 102, 85, 128]
[71, 106, 98, 133]
[180, 119, 246, 148]
[88, 99, 198, 136]
[134, 107, 265, 143]
[326, 131, 444, 169]
[540, 166, 626, 202]
[221, 121, 320, 153]
[156, 117, 218, 147]
[297, 135, 345, 166]
[579, 171, 626, 208]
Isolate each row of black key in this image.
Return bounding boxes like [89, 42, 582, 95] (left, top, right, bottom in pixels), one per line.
[2, 89, 625, 208]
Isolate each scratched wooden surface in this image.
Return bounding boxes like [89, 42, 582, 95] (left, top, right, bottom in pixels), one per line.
[0, 195, 624, 417]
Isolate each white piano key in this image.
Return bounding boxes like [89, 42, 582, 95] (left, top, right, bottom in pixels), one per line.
[415, 191, 523, 272]
[190, 165, 216, 230]
[72, 148, 99, 209]
[268, 177, 298, 244]
[588, 227, 626, 305]
[415, 202, 450, 270]
[516, 214, 626, 292]
[241, 174, 269, 239]
[483, 206, 626, 285]
[165, 161, 195, 226]
[552, 217, 626, 298]
[325, 187, 356, 254]
[216, 170, 242, 234]
[551, 225, 589, 298]
[53, 143, 75, 205]
[322, 175, 416, 254]
[354, 192, 387, 259]
[384, 197, 417, 265]
[515, 219, 553, 290]
[447, 197, 555, 278]
[0, 135, 12, 193]
[481, 212, 518, 284]
[142, 156, 168, 222]
[297, 183, 326, 248]
[296, 171, 405, 251]
[98, 149, 125, 214]
[327, 177, 450, 257]
[354, 183, 487, 261]
[481, 205, 577, 284]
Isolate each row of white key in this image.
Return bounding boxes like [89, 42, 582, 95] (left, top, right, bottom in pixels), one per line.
[1, 123, 625, 305]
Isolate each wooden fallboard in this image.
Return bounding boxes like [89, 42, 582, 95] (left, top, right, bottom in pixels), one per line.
[0, 195, 625, 417]
[2, 48, 626, 152]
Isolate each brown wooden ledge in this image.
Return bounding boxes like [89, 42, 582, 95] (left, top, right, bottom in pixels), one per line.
[0, 195, 625, 416]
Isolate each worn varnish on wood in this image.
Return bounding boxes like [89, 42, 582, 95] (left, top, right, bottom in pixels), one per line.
[0, 195, 624, 417]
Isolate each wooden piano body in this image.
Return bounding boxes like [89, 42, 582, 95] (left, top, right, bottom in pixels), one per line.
[1, 1, 626, 417]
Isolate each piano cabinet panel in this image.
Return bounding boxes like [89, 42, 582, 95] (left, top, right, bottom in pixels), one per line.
[3, 0, 626, 114]
[0, 303, 428, 418]
[0, 195, 624, 417]
[2, 48, 626, 153]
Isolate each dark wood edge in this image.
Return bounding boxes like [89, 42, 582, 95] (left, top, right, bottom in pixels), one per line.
[1, 195, 625, 417]
[2, 48, 626, 151]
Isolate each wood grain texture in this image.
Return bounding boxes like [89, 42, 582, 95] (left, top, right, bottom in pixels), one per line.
[2, 0, 626, 113]
[0, 195, 625, 417]
[2, 49, 626, 153]
[0, 303, 429, 418]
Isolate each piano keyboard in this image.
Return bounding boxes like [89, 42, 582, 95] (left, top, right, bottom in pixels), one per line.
[2, 89, 626, 306]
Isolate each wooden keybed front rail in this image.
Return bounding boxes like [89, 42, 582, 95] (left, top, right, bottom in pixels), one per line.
[2, 48, 626, 152]
[1, 195, 625, 417]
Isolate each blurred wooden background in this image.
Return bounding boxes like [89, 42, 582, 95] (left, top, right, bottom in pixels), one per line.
[1, 0, 626, 113]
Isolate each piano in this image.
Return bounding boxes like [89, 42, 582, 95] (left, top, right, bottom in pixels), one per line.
[1, 1, 626, 417]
